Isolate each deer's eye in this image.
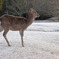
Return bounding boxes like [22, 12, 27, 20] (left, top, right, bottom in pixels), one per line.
[29, 9, 31, 11]
[30, 10, 31, 11]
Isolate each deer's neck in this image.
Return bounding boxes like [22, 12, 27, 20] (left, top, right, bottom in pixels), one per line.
[27, 12, 34, 25]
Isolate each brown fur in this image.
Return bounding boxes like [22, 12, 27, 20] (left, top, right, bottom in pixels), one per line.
[0, 8, 40, 47]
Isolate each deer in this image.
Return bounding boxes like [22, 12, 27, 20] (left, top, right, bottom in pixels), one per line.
[0, 8, 40, 47]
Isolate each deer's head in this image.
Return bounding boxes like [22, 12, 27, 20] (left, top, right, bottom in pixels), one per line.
[28, 8, 40, 19]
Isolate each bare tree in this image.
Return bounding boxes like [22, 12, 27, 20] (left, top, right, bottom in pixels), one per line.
[7, 0, 26, 16]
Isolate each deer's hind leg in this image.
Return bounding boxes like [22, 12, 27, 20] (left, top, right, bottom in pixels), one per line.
[3, 29, 10, 46]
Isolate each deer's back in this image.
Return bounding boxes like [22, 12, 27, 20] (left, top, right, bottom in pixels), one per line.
[1, 14, 29, 30]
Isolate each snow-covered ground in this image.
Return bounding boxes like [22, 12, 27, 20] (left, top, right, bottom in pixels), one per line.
[27, 22, 59, 32]
[0, 22, 59, 59]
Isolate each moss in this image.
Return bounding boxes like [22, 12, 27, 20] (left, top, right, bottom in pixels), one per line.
[0, 0, 4, 10]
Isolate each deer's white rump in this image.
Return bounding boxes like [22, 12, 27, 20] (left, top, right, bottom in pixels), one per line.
[0, 22, 3, 32]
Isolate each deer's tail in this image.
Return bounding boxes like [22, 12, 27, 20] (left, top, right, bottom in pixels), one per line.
[0, 16, 3, 32]
[0, 16, 2, 21]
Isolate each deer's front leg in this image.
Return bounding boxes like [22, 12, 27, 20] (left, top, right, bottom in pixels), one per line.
[20, 30, 24, 47]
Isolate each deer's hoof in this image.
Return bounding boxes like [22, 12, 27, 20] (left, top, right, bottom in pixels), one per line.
[8, 44, 11, 47]
[22, 45, 24, 47]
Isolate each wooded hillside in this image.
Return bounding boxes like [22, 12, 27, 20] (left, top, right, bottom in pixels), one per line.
[0, 0, 59, 19]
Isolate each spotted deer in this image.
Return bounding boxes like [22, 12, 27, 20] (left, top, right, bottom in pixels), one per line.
[0, 8, 40, 47]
